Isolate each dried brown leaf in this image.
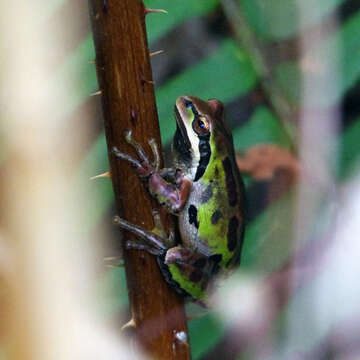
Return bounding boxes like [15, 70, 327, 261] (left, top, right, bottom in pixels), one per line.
[236, 144, 299, 183]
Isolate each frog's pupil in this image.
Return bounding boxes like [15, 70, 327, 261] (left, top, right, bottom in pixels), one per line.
[198, 120, 205, 129]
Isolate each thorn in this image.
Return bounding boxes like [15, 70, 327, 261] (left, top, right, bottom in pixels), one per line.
[90, 171, 111, 180]
[145, 8, 168, 15]
[105, 261, 124, 268]
[106, 264, 124, 269]
[130, 108, 137, 125]
[104, 256, 122, 261]
[90, 90, 102, 96]
[104, 255, 124, 267]
[121, 318, 136, 332]
[174, 330, 189, 347]
[140, 77, 155, 86]
[140, 70, 155, 87]
[143, 79, 155, 85]
[150, 50, 164, 57]
[88, 59, 96, 64]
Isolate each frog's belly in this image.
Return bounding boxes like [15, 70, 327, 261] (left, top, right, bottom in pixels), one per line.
[178, 181, 213, 256]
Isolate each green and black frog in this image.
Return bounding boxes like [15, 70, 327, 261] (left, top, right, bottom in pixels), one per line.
[113, 96, 246, 305]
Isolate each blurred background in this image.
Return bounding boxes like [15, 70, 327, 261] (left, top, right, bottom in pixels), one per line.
[1, 0, 360, 359]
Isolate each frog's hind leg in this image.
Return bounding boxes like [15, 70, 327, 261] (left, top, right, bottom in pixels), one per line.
[113, 208, 176, 255]
[162, 247, 222, 302]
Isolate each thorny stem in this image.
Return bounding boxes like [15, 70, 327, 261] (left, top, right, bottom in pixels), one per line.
[87, 1, 190, 358]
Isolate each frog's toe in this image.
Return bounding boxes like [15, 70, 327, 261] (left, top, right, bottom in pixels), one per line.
[151, 208, 161, 222]
[113, 215, 122, 225]
[148, 138, 160, 171]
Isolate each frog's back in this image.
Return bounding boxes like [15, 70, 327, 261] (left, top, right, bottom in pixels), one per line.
[178, 146, 245, 270]
[168, 95, 246, 302]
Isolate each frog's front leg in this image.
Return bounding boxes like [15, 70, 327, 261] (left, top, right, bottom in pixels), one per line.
[112, 130, 191, 214]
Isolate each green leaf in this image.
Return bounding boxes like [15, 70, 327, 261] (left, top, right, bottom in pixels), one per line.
[157, 39, 258, 143]
[188, 314, 225, 359]
[241, 190, 295, 273]
[273, 62, 301, 107]
[145, 0, 219, 43]
[239, 0, 346, 40]
[338, 11, 360, 99]
[56, 35, 97, 117]
[273, 11, 360, 108]
[338, 117, 360, 180]
[232, 106, 292, 152]
[97, 267, 129, 318]
[75, 134, 113, 232]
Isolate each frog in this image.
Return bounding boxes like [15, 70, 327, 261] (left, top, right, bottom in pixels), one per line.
[112, 95, 246, 305]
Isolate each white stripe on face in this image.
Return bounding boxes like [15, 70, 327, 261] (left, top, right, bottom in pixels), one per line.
[181, 113, 200, 178]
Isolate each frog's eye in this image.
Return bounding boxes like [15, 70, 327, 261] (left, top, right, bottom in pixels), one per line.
[192, 116, 210, 135]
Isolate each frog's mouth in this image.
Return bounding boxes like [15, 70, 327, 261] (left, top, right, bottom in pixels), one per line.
[174, 105, 191, 147]
[174, 105, 192, 161]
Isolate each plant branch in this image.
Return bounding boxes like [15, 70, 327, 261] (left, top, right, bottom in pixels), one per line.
[87, 1, 190, 358]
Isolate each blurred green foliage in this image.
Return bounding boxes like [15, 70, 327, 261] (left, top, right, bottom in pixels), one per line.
[240, 0, 346, 40]
[339, 116, 360, 179]
[273, 11, 360, 107]
[233, 106, 292, 152]
[157, 39, 257, 143]
[60, 0, 360, 358]
[144, 0, 219, 43]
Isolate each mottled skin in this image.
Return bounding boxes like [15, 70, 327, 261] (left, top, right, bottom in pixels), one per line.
[112, 96, 246, 304]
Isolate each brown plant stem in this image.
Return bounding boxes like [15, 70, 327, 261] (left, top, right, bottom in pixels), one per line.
[87, 1, 190, 358]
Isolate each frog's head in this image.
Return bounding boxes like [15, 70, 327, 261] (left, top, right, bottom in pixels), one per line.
[173, 95, 232, 181]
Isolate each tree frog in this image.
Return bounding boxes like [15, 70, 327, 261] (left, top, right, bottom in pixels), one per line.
[112, 96, 246, 305]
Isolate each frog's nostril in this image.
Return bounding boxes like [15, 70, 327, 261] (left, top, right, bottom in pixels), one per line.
[183, 98, 192, 108]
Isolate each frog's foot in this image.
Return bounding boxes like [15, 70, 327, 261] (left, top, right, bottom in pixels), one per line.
[113, 130, 161, 172]
[125, 130, 162, 171]
[113, 215, 168, 256]
[112, 145, 152, 179]
[112, 131, 191, 214]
